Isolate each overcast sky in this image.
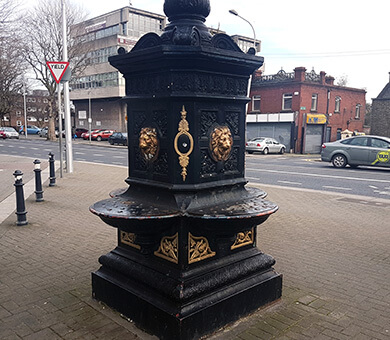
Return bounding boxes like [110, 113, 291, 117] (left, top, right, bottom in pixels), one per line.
[24, 0, 390, 102]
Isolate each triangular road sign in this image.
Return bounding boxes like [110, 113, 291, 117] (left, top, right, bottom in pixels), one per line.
[46, 61, 70, 84]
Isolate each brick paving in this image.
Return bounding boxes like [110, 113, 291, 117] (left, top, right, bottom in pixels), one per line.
[0, 157, 389, 339]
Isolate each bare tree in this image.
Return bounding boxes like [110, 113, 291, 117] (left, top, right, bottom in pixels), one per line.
[0, 0, 26, 127]
[336, 74, 349, 87]
[21, 0, 88, 140]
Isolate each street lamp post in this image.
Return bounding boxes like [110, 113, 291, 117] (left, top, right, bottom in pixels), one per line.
[23, 83, 28, 138]
[229, 9, 257, 142]
[88, 92, 92, 144]
[229, 9, 257, 49]
[61, 0, 73, 173]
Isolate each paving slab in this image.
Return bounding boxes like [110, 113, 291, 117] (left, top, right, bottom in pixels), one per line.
[0, 158, 389, 339]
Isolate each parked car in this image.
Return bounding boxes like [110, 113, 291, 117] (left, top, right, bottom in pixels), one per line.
[246, 137, 286, 154]
[108, 132, 128, 146]
[91, 129, 115, 141]
[74, 128, 88, 138]
[39, 127, 64, 138]
[321, 135, 390, 168]
[82, 129, 101, 140]
[39, 127, 48, 137]
[0, 127, 19, 139]
[19, 125, 41, 135]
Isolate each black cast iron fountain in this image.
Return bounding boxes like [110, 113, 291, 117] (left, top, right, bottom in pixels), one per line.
[90, 1, 282, 339]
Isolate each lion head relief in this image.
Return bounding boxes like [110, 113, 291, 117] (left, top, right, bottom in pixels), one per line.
[139, 127, 159, 161]
[210, 126, 233, 162]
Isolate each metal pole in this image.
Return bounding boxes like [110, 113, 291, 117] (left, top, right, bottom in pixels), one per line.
[88, 94, 92, 144]
[49, 152, 56, 186]
[23, 83, 28, 138]
[228, 9, 257, 142]
[62, 0, 73, 173]
[229, 9, 256, 49]
[13, 170, 28, 226]
[57, 84, 64, 178]
[33, 159, 44, 202]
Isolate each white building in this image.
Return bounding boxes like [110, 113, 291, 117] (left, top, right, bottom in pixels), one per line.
[70, 7, 166, 132]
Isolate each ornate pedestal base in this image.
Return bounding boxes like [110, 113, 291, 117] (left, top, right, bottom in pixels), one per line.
[91, 185, 281, 340]
[92, 247, 282, 340]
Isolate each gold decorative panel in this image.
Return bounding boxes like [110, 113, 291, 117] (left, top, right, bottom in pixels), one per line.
[154, 233, 179, 264]
[120, 231, 141, 250]
[231, 229, 254, 250]
[210, 126, 233, 162]
[174, 106, 194, 181]
[188, 233, 216, 264]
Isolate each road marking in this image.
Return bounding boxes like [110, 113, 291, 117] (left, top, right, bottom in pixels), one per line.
[113, 156, 125, 159]
[369, 185, 378, 189]
[373, 190, 390, 196]
[246, 167, 390, 184]
[112, 162, 124, 165]
[278, 180, 302, 185]
[75, 152, 85, 155]
[323, 186, 352, 191]
[31, 147, 38, 150]
[76, 160, 127, 169]
[94, 154, 104, 157]
[18, 146, 26, 149]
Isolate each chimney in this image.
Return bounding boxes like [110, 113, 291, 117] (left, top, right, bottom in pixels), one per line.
[325, 76, 335, 85]
[320, 71, 326, 85]
[294, 67, 306, 82]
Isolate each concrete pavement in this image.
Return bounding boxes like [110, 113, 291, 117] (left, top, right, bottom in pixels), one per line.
[0, 156, 389, 339]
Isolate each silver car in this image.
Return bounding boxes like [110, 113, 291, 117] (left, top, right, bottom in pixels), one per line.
[0, 127, 19, 139]
[321, 135, 390, 168]
[246, 137, 286, 155]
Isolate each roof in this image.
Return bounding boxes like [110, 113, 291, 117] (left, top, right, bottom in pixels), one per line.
[375, 82, 390, 100]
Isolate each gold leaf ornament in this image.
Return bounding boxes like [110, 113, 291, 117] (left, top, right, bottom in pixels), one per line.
[174, 106, 194, 181]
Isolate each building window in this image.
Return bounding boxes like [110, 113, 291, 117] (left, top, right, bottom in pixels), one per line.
[16, 120, 22, 126]
[355, 104, 361, 119]
[335, 96, 341, 113]
[252, 95, 261, 111]
[282, 93, 293, 111]
[311, 93, 318, 111]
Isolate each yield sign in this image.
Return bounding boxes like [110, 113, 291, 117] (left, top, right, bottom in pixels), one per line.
[46, 61, 70, 84]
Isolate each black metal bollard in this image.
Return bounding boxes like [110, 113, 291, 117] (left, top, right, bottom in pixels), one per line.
[48, 152, 56, 187]
[13, 170, 28, 226]
[33, 159, 44, 202]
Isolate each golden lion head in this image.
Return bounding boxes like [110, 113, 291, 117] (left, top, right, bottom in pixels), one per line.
[139, 127, 159, 161]
[210, 126, 233, 162]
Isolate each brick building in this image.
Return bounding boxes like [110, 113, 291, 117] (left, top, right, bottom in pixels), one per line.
[2, 90, 50, 130]
[370, 73, 390, 137]
[248, 67, 366, 153]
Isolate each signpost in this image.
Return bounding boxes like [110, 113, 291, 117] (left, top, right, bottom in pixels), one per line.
[47, 61, 69, 177]
[46, 61, 69, 84]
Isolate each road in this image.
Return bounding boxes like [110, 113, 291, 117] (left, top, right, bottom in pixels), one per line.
[246, 153, 390, 200]
[0, 136, 128, 167]
[1, 137, 390, 200]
